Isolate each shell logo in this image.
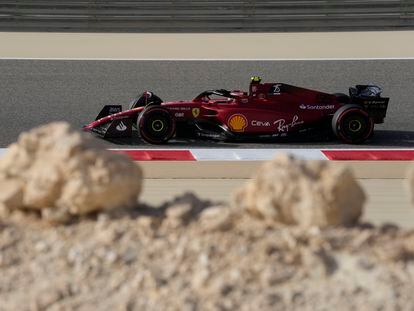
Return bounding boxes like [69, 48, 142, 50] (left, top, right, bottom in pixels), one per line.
[228, 114, 248, 132]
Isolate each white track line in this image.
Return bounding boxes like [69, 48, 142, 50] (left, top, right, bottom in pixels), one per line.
[190, 148, 326, 161]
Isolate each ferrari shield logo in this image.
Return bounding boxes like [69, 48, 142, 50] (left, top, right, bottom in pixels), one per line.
[192, 108, 200, 118]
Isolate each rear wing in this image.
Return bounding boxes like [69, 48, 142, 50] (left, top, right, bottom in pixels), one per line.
[353, 97, 389, 124]
[349, 85, 389, 124]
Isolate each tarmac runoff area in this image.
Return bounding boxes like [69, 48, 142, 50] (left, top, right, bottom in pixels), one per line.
[141, 178, 414, 229]
[133, 158, 413, 227]
[134, 151, 414, 229]
[1, 31, 414, 59]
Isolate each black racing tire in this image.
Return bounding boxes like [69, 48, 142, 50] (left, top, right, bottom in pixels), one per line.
[332, 104, 374, 144]
[129, 92, 163, 127]
[333, 93, 350, 104]
[137, 106, 175, 144]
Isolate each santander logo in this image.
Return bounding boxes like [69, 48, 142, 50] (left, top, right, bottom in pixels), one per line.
[299, 104, 335, 110]
[116, 121, 127, 131]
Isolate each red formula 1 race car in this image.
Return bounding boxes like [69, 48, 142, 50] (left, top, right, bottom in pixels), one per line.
[83, 77, 389, 144]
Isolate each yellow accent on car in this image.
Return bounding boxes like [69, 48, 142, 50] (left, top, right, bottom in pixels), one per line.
[228, 114, 248, 132]
[192, 108, 200, 118]
[151, 120, 164, 132]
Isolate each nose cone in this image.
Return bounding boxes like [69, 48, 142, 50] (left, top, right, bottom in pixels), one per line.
[82, 123, 94, 131]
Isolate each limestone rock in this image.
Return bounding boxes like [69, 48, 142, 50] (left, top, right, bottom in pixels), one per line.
[0, 179, 24, 211]
[0, 192, 414, 310]
[199, 205, 236, 232]
[232, 154, 365, 227]
[0, 122, 142, 222]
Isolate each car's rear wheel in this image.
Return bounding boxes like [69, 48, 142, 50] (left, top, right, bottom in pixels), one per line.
[137, 106, 175, 144]
[332, 105, 373, 144]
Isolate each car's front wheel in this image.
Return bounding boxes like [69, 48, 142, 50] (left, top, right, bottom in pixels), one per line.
[137, 106, 176, 144]
[332, 105, 374, 144]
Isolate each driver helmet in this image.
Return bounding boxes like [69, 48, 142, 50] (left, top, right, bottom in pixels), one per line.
[250, 76, 262, 83]
[250, 76, 262, 96]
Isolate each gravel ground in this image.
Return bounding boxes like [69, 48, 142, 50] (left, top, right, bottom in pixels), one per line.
[1, 193, 414, 311]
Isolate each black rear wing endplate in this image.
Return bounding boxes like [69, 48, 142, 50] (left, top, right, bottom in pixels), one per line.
[352, 97, 389, 123]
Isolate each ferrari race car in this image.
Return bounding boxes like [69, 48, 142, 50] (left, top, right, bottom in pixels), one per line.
[83, 77, 389, 144]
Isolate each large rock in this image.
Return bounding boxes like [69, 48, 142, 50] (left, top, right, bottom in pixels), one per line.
[232, 154, 365, 228]
[0, 122, 142, 222]
[0, 179, 24, 215]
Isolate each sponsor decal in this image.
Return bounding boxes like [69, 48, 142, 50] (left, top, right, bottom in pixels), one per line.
[299, 104, 335, 110]
[168, 107, 191, 111]
[175, 112, 184, 117]
[270, 133, 288, 137]
[270, 84, 282, 95]
[362, 100, 387, 109]
[251, 120, 271, 127]
[367, 100, 387, 105]
[228, 114, 248, 132]
[273, 115, 304, 132]
[241, 98, 248, 103]
[143, 91, 153, 98]
[116, 121, 127, 132]
[111, 115, 129, 121]
[109, 107, 121, 114]
[192, 108, 200, 118]
[197, 132, 221, 139]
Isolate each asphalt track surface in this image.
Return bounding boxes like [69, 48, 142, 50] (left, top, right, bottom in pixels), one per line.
[0, 59, 413, 148]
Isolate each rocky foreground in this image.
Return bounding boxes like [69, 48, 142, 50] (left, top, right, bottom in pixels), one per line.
[0, 122, 414, 311]
[1, 195, 414, 311]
